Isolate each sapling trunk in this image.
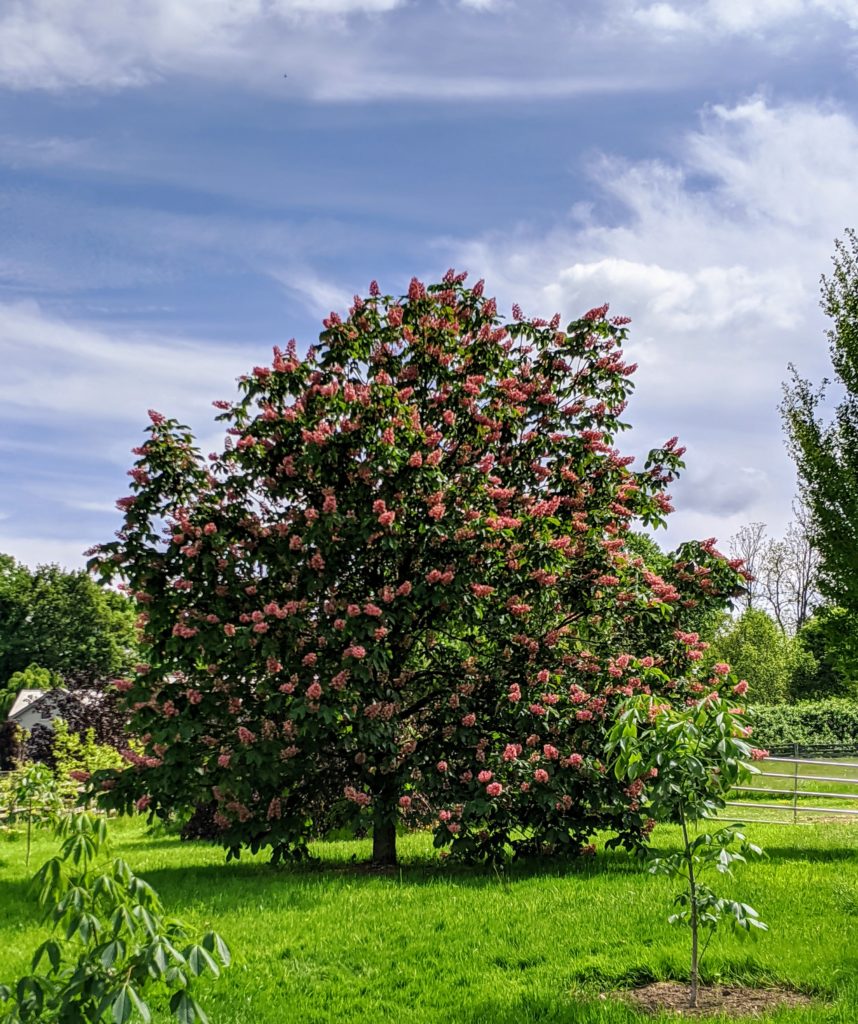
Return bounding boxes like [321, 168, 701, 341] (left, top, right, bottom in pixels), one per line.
[26, 797, 32, 868]
[680, 809, 699, 1009]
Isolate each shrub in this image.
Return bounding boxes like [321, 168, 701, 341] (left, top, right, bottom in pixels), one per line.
[51, 721, 126, 796]
[750, 698, 858, 748]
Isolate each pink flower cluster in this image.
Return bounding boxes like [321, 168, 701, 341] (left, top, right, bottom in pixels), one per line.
[344, 786, 371, 806]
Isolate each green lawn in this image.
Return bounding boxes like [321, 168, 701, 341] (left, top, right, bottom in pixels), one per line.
[1, 817, 857, 1023]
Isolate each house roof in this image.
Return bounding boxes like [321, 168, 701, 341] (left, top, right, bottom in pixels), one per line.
[6, 687, 102, 724]
[7, 688, 49, 720]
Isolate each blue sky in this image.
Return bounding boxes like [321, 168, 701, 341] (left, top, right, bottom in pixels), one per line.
[2, 0, 858, 568]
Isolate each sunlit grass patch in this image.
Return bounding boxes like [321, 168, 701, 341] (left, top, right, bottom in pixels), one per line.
[0, 817, 856, 1022]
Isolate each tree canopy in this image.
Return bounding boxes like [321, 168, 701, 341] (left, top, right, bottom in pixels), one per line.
[782, 229, 858, 613]
[706, 608, 808, 705]
[90, 273, 746, 865]
[0, 555, 138, 695]
[791, 605, 858, 700]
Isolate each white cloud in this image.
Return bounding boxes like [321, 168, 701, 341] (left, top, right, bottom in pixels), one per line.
[447, 96, 858, 546]
[628, 0, 858, 35]
[0, 0, 852, 97]
[458, 0, 503, 10]
[0, 0, 402, 92]
[0, 133, 96, 168]
[62, 499, 122, 514]
[630, 3, 704, 32]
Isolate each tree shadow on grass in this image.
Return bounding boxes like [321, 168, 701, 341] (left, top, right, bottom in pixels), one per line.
[134, 840, 651, 898]
[0, 877, 40, 931]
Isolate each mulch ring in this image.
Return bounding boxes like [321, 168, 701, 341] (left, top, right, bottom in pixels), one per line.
[617, 982, 814, 1017]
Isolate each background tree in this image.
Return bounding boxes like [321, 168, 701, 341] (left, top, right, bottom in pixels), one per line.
[0, 556, 138, 691]
[706, 608, 809, 705]
[90, 274, 746, 866]
[729, 523, 766, 614]
[782, 229, 858, 614]
[0, 665, 60, 719]
[758, 504, 819, 633]
[790, 605, 858, 700]
[726, 510, 819, 635]
[0, 555, 33, 691]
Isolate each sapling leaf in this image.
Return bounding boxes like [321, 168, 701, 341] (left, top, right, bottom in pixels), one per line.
[126, 985, 152, 1024]
[185, 945, 220, 978]
[32, 939, 61, 974]
[111, 984, 133, 1024]
[100, 939, 127, 969]
[201, 932, 231, 967]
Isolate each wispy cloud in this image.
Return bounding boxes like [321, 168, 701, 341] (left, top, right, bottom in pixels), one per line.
[268, 267, 355, 317]
[0, 300, 261, 425]
[0, 133, 96, 168]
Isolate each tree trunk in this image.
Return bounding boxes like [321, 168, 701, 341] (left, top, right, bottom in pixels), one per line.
[372, 804, 397, 866]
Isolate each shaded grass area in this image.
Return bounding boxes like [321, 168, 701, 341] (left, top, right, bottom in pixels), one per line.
[1, 818, 857, 1022]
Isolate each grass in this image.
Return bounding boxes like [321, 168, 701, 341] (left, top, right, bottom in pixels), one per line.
[1, 817, 857, 1023]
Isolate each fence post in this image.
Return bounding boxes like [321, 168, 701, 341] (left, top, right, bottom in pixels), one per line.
[793, 743, 800, 824]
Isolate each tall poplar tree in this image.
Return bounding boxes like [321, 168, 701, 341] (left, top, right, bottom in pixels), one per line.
[782, 229, 858, 611]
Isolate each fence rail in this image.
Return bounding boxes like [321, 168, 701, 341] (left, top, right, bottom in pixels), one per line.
[711, 754, 858, 826]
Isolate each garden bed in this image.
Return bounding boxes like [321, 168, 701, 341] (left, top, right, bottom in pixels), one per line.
[622, 981, 813, 1017]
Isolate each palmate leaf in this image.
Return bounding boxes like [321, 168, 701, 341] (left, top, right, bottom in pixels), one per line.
[184, 945, 220, 979]
[170, 990, 209, 1024]
[201, 932, 231, 968]
[31, 939, 61, 974]
[33, 857, 64, 907]
[111, 985, 133, 1024]
[108, 984, 152, 1024]
[110, 905, 136, 938]
[99, 938, 127, 970]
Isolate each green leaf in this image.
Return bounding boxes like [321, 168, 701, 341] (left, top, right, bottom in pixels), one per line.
[31, 939, 61, 974]
[131, 905, 158, 938]
[170, 990, 199, 1024]
[126, 985, 152, 1024]
[100, 938, 127, 969]
[185, 944, 220, 978]
[112, 985, 133, 1024]
[202, 932, 231, 968]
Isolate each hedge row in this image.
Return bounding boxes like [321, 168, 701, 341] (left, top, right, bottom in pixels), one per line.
[750, 698, 858, 748]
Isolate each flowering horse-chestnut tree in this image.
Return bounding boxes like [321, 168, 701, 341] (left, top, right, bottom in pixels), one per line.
[89, 272, 746, 865]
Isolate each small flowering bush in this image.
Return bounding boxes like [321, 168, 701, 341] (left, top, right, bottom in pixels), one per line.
[608, 689, 767, 1009]
[89, 272, 747, 864]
